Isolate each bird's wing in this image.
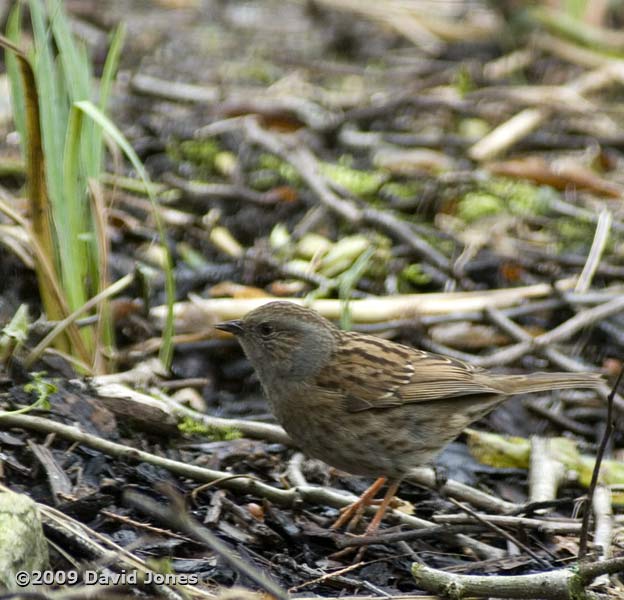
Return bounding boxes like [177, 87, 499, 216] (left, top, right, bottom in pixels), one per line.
[316, 332, 503, 412]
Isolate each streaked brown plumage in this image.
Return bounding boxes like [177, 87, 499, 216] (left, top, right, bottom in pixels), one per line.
[216, 301, 603, 533]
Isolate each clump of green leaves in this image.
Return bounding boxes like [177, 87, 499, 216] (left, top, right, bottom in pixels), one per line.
[319, 161, 387, 196]
[320, 235, 372, 277]
[0, 372, 57, 416]
[490, 178, 550, 216]
[458, 191, 504, 222]
[167, 139, 220, 176]
[253, 154, 300, 189]
[23, 372, 56, 411]
[458, 177, 550, 222]
[3, 1, 124, 367]
[0, 305, 30, 363]
[2, 1, 175, 371]
[467, 429, 624, 504]
[454, 64, 476, 96]
[379, 181, 423, 207]
[178, 417, 242, 441]
[400, 263, 432, 288]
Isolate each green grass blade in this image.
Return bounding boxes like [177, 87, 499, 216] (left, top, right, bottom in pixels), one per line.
[0, 32, 81, 358]
[5, 5, 26, 156]
[338, 247, 375, 331]
[99, 23, 126, 112]
[94, 22, 126, 172]
[74, 100, 176, 368]
[61, 106, 91, 316]
[46, 0, 90, 99]
[28, 0, 65, 216]
[46, 0, 99, 181]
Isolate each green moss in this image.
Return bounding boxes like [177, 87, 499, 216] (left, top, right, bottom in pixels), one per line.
[257, 154, 281, 170]
[253, 154, 387, 196]
[568, 572, 590, 600]
[226, 59, 282, 85]
[466, 430, 624, 504]
[319, 162, 387, 196]
[556, 217, 600, 251]
[458, 192, 504, 222]
[380, 181, 422, 199]
[466, 429, 531, 468]
[167, 139, 220, 176]
[248, 169, 281, 190]
[487, 178, 550, 216]
[178, 416, 241, 440]
[378, 181, 424, 209]
[255, 154, 300, 186]
[401, 263, 432, 287]
[458, 177, 550, 222]
[454, 65, 476, 96]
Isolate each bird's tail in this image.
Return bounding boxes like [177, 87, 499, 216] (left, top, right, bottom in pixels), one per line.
[489, 372, 603, 395]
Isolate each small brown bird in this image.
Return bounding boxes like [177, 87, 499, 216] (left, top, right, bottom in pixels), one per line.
[216, 301, 603, 535]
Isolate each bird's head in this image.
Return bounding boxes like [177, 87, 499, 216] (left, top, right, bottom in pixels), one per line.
[215, 302, 338, 382]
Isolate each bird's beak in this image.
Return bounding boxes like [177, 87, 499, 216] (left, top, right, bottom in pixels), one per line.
[214, 320, 244, 335]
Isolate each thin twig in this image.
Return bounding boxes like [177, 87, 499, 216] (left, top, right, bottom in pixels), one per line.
[446, 498, 552, 570]
[578, 366, 623, 560]
[575, 209, 612, 293]
[525, 399, 596, 438]
[333, 523, 485, 548]
[125, 489, 289, 600]
[25, 273, 135, 367]
[535, 295, 624, 347]
[432, 513, 582, 534]
[244, 118, 361, 222]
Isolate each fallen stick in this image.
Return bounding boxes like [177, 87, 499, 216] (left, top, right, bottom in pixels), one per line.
[150, 278, 579, 327]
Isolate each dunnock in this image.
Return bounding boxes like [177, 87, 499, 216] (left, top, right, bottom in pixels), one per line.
[216, 301, 603, 534]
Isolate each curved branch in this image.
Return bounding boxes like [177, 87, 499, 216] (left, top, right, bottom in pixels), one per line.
[411, 561, 611, 600]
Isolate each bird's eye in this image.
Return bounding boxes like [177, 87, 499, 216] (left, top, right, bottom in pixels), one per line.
[258, 322, 273, 336]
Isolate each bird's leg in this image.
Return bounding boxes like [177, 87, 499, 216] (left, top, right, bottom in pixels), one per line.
[331, 476, 387, 531]
[360, 479, 401, 537]
[330, 479, 401, 562]
[352, 480, 401, 562]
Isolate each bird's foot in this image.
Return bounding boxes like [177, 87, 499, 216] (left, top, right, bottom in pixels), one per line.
[331, 476, 387, 532]
[330, 479, 401, 562]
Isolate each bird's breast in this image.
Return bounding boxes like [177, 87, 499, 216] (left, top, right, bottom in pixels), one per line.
[261, 381, 412, 478]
